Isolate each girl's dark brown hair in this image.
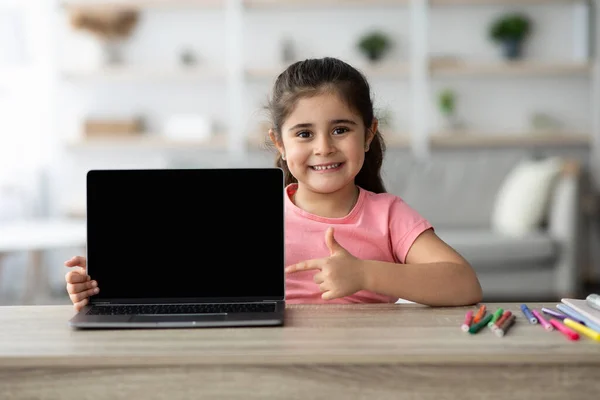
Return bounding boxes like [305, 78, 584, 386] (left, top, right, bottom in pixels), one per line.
[266, 57, 386, 193]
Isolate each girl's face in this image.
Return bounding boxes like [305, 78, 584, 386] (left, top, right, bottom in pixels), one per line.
[271, 92, 376, 194]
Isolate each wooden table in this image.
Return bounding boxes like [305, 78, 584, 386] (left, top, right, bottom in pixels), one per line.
[0, 303, 599, 399]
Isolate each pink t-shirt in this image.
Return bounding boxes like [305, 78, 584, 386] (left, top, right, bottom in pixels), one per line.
[285, 184, 433, 304]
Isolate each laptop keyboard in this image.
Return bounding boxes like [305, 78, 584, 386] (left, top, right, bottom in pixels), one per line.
[87, 303, 276, 315]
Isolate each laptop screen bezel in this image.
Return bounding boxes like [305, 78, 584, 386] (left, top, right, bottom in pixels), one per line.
[85, 168, 286, 305]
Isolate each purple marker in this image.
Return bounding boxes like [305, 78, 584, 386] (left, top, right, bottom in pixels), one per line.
[542, 307, 567, 320]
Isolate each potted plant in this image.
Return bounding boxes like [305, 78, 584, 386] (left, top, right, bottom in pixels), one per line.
[438, 88, 461, 131]
[357, 31, 392, 62]
[376, 107, 393, 129]
[489, 13, 532, 60]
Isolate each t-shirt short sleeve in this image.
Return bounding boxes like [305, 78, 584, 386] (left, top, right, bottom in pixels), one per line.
[388, 197, 433, 264]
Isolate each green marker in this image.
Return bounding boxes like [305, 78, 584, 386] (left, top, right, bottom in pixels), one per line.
[487, 308, 504, 328]
[469, 313, 493, 334]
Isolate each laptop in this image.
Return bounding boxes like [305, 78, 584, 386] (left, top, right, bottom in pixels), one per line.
[69, 168, 285, 329]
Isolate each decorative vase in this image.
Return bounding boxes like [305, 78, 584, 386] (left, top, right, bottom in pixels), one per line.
[502, 38, 523, 60]
[281, 38, 295, 64]
[101, 39, 124, 65]
[367, 51, 381, 62]
[442, 114, 463, 132]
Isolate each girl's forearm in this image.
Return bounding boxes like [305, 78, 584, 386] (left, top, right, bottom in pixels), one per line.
[362, 260, 483, 306]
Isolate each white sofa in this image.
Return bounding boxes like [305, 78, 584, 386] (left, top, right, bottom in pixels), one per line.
[381, 149, 587, 301]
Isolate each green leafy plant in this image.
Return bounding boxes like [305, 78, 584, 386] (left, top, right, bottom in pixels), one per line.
[489, 13, 531, 59]
[438, 89, 455, 116]
[357, 31, 392, 62]
[489, 13, 531, 43]
[376, 107, 393, 128]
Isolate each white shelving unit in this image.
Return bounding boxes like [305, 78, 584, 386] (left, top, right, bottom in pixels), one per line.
[429, 59, 593, 77]
[56, 0, 599, 162]
[430, 0, 583, 5]
[243, 0, 410, 8]
[65, 134, 230, 150]
[429, 131, 591, 148]
[60, 65, 228, 82]
[60, 0, 227, 10]
[245, 61, 411, 81]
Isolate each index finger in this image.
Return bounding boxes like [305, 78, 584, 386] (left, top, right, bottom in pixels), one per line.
[64, 256, 86, 268]
[285, 259, 323, 274]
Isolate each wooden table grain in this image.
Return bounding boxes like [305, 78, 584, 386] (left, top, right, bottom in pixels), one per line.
[0, 303, 598, 399]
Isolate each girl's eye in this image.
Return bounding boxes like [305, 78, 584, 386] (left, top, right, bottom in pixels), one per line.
[296, 131, 311, 138]
[333, 127, 349, 135]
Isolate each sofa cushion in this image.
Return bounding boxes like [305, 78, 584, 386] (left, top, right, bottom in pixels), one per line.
[435, 229, 557, 269]
[491, 157, 562, 236]
[382, 150, 530, 229]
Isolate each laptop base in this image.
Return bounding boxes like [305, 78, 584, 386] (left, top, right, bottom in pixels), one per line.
[69, 306, 285, 329]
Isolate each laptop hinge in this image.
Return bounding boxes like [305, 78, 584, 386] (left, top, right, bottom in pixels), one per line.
[92, 302, 110, 305]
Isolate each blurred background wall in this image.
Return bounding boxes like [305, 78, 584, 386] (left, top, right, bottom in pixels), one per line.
[1, 0, 599, 305]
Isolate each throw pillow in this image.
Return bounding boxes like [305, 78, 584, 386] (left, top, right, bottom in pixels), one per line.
[491, 157, 563, 236]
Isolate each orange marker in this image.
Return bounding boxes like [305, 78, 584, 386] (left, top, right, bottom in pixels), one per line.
[473, 305, 486, 324]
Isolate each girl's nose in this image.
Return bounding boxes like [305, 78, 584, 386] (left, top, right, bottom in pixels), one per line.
[314, 134, 335, 156]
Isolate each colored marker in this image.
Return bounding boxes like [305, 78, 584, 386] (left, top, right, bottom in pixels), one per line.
[520, 304, 537, 324]
[493, 310, 512, 328]
[473, 305, 486, 324]
[487, 308, 504, 328]
[542, 307, 567, 320]
[495, 314, 516, 337]
[461, 310, 473, 332]
[490, 311, 513, 334]
[549, 318, 579, 341]
[563, 318, 600, 342]
[469, 313, 493, 334]
[557, 304, 600, 332]
[532, 309, 553, 332]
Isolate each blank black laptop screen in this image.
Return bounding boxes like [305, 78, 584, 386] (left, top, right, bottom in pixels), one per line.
[86, 168, 284, 301]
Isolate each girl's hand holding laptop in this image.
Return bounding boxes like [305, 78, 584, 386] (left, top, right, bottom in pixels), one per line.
[64, 256, 99, 311]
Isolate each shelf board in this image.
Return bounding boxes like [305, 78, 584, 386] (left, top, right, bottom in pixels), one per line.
[429, 132, 591, 148]
[359, 62, 411, 78]
[430, 0, 583, 5]
[65, 133, 590, 151]
[246, 132, 411, 150]
[383, 133, 412, 148]
[246, 62, 410, 80]
[430, 60, 593, 77]
[61, 61, 589, 81]
[60, 0, 225, 10]
[66, 134, 229, 150]
[243, 0, 409, 8]
[60, 66, 227, 82]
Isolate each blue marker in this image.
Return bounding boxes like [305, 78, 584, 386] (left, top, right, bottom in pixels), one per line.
[520, 304, 538, 324]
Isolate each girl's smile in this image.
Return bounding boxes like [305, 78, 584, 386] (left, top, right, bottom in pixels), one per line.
[310, 162, 344, 172]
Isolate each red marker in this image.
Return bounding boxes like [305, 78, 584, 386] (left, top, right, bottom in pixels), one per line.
[549, 318, 579, 341]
